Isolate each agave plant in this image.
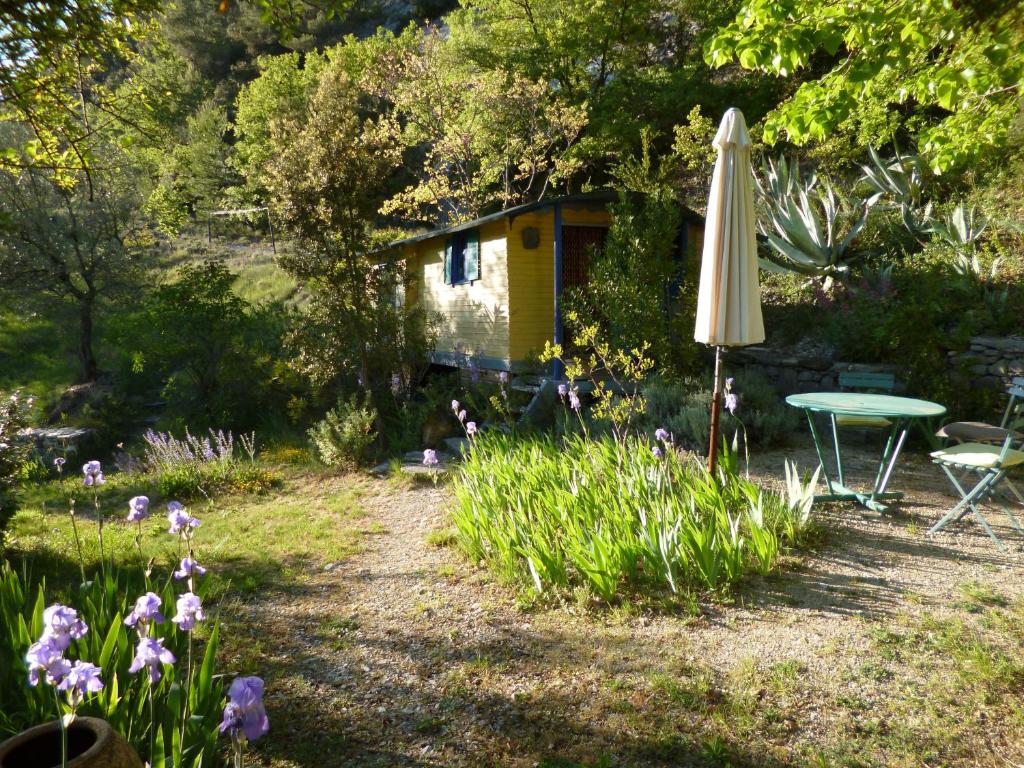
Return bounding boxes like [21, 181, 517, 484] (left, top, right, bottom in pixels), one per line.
[860, 144, 933, 238]
[755, 155, 881, 280]
[928, 202, 987, 250]
[782, 460, 821, 544]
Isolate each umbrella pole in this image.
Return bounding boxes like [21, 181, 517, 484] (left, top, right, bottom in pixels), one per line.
[708, 345, 723, 475]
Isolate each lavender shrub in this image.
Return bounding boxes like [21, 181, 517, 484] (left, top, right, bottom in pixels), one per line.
[141, 428, 274, 500]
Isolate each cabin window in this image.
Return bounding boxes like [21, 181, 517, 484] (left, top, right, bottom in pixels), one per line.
[444, 228, 480, 285]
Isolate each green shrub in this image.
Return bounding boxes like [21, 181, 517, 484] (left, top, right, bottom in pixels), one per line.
[308, 394, 378, 468]
[451, 433, 815, 603]
[0, 389, 33, 548]
[643, 373, 799, 451]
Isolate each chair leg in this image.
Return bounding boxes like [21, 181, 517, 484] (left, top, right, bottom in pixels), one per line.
[929, 468, 984, 532]
[1001, 477, 1024, 505]
[929, 466, 1001, 540]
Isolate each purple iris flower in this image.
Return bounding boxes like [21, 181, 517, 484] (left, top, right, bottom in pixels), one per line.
[220, 676, 270, 741]
[465, 421, 477, 436]
[167, 500, 184, 513]
[26, 638, 71, 687]
[172, 592, 205, 631]
[174, 556, 208, 581]
[451, 400, 460, 412]
[654, 428, 670, 443]
[82, 460, 104, 487]
[128, 636, 176, 683]
[54, 457, 66, 469]
[557, 383, 568, 398]
[42, 604, 88, 651]
[168, 508, 201, 535]
[457, 409, 467, 422]
[652, 446, 663, 458]
[725, 377, 735, 388]
[499, 371, 509, 384]
[569, 391, 581, 411]
[57, 661, 104, 703]
[725, 392, 739, 414]
[422, 449, 438, 467]
[127, 495, 150, 522]
[124, 592, 164, 628]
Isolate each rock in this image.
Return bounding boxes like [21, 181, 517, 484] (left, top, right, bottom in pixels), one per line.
[46, 381, 115, 425]
[973, 335, 1024, 351]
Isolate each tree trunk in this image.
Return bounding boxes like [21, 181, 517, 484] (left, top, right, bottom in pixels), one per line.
[78, 298, 99, 382]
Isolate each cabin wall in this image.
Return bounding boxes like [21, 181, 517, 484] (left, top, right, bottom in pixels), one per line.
[405, 218, 510, 366]
[506, 205, 611, 363]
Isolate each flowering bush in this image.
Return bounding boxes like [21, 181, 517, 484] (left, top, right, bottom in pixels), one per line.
[451, 433, 819, 602]
[0, 462, 271, 766]
[142, 428, 276, 499]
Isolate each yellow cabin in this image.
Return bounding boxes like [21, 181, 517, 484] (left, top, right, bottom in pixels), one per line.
[380, 191, 704, 374]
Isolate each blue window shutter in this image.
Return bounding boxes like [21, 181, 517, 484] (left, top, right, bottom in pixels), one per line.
[465, 229, 480, 281]
[443, 238, 453, 285]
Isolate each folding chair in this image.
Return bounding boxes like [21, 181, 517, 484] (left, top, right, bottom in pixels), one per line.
[929, 414, 1024, 551]
[936, 376, 1024, 445]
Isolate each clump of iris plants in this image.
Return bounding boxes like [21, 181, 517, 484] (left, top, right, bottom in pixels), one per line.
[25, 603, 101, 767]
[19, 458, 270, 767]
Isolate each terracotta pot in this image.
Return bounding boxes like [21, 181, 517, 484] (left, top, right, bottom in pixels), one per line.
[0, 717, 141, 768]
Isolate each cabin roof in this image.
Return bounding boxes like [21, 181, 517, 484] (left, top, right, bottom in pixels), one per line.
[375, 190, 703, 252]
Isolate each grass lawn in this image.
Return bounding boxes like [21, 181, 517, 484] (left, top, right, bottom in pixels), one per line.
[4, 451, 1024, 767]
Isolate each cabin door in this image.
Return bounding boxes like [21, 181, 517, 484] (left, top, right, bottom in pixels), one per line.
[560, 225, 608, 349]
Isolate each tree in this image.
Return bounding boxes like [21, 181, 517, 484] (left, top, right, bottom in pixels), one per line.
[0, 0, 354, 182]
[117, 261, 292, 428]
[370, 26, 588, 223]
[265, 57, 430, 407]
[705, 0, 1024, 173]
[0, 141, 149, 381]
[230, 49, 327, 205]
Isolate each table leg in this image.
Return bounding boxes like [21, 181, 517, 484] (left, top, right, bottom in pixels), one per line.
[804, 409, 836, 495]
[807, 411, 905, 514]
[829, 413, 846, 488]
[875, 421, 909, 497]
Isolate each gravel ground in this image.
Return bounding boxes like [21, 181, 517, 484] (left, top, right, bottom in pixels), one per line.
[227, 446, 1024, 768]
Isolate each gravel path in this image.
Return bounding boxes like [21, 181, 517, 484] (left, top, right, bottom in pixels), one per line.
[231, 449, 1024, 768]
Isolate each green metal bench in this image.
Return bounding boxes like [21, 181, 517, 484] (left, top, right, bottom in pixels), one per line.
[835, 371, 896, 429]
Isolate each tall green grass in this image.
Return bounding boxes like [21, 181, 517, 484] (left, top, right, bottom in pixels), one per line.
[451, 434, 814, 602]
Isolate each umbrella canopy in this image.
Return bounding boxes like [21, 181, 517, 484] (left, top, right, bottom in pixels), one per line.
[694, 108, 765, 347]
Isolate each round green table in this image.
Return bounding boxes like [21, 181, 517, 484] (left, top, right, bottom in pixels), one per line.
[786, 392, 946, 513]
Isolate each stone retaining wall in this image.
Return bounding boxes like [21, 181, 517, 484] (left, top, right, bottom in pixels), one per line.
[948, 336, 1024, 390]
[729, 335, 1024, 394]
[728, 346, 902, 394]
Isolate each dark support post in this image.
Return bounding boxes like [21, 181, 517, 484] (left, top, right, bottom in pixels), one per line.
[708, 345, 722, 475]
[266, 207, 276, 254]
[552, 202, 565, 381]
[207, 219, 212, 244]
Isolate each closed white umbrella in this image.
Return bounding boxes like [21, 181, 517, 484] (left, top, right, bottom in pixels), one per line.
[694, 108, 765, 473]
